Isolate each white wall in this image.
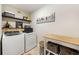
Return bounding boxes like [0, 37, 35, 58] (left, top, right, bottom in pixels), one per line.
[0, 4, 2, 54]
[0, 4, 1, 39]
[31, 4, 79, 41]
[2, 4, 30, 28]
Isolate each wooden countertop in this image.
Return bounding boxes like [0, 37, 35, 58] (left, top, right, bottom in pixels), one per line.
[44, 34, 79, 46]
[2, 28, 24, 32]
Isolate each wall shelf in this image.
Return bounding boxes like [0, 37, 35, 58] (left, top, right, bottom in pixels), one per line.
[2, 15, 31, 23]
[2, 28, 24, 32]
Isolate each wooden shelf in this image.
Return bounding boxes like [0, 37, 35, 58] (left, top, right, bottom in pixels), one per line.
[2, 15, 31, 23]
[2, 28, 24, 32]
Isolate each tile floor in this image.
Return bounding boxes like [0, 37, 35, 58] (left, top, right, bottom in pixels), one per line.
[23, 46, 40, 55]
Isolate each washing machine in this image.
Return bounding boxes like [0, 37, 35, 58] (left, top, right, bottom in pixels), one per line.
[2, 32, 24, 55]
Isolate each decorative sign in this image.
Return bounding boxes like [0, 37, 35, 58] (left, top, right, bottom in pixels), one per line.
[36, 12, 55, 24]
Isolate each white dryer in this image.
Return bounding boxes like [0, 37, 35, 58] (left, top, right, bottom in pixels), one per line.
[24, 32, 37, 52]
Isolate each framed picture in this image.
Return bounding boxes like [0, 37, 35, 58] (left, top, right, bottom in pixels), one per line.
[16, 21, 23, 28]
[37, 12, 55, 24]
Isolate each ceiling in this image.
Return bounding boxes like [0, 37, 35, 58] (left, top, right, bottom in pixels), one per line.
[9, 4, 46, 13]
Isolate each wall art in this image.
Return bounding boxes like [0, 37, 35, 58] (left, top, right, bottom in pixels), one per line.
[36, 12, 55, 24]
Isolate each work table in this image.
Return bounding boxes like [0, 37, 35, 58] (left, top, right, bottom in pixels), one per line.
[44, 34, 79, 46]
[44, 34, 79, 55]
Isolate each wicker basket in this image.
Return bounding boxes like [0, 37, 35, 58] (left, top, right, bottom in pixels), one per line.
[39, 41, 44, 55]
[59, 45, 79, 55]
[47, 41, 58, 54]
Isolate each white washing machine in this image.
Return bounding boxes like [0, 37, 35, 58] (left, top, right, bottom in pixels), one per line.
[2, 32, 24, 55]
